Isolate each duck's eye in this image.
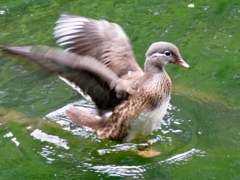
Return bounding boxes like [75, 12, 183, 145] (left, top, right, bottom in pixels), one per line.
[164, 51, 172, 57]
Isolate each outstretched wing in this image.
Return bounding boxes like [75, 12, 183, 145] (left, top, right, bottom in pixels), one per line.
[1, 45, 130, 110]
[1, 15, 143, 111]
[54, 14, 143, 77]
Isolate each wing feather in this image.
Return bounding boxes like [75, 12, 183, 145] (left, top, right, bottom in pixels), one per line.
[54, 14, 143, 77]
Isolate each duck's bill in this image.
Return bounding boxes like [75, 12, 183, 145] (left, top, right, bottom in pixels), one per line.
[174, 58, 190, 69]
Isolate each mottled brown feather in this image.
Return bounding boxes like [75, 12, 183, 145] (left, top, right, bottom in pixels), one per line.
[0, 14, 190, 142]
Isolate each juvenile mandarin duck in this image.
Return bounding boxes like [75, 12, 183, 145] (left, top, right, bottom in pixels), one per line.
[1, 14, 190, 142]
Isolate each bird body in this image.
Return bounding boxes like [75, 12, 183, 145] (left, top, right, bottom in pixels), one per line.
[67, 68, 172, 142]
[115, 73, 171, 142]
[1, 14, 190, 142]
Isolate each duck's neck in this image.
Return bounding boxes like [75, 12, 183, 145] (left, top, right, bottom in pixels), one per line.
[144, 59, 166, 74]
[141, 65, 171, 93]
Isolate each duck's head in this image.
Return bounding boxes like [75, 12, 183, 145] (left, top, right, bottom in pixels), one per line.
[144, 41, 190, 72]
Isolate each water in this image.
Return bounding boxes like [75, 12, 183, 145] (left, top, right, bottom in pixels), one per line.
[0, 0, 240, 179]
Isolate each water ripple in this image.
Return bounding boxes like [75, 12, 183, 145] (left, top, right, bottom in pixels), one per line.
[89, 165, 145, 178]
[3, 131, 20, 146]
[159, 148, 205, 165]
[30, 129, 69, 150]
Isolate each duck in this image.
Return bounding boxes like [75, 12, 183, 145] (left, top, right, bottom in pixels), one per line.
[0, 14, 190, 142]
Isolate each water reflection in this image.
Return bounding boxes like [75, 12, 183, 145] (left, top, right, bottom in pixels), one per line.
[3, 131, 20, 146]
[0, 10, 5, 15]
[89, 164, 145, 178]
[44, 99, 195, 159]
[29, 128, 70, 164]
[39, 146, 55, 164]
[0, 96, 198, 177]
[30, 129, 69, 149]
[160, 148, 205, 165]
[45, 100, 99, 140]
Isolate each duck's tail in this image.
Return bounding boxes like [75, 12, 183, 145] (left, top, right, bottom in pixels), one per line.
[66, 107, 104, 132]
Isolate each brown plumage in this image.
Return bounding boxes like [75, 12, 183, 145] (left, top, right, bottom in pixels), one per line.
[0, 14, 190, 142]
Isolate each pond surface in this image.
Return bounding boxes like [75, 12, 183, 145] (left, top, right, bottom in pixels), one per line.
[0, 0, 240, 179]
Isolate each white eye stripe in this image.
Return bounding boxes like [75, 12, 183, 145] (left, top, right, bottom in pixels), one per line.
[152, 52, 165, 56]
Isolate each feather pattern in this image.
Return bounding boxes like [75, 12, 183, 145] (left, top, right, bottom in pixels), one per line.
[0, 14, 190, 142]
[54, 14, 143, 77]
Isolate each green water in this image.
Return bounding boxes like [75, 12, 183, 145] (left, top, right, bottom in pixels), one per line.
[0, 0, 240, 179]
